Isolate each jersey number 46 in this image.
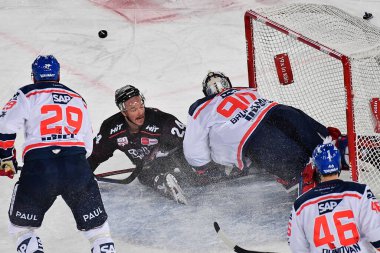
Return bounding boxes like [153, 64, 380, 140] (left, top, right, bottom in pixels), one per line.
[314, 210, 359, 249]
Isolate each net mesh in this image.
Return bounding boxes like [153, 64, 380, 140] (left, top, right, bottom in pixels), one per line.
[247, 3, 380, 194]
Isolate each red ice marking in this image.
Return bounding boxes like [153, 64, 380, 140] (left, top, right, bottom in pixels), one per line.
[0, 32, 113, 95]
[89, 0, 181, 23]
[89, 0, 239, 23]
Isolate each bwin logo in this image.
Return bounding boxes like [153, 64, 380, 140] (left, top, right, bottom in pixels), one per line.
[318, 199, 342, 215]
[52, 93, 72, 104]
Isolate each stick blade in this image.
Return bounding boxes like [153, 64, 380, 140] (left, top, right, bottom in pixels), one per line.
[214, 222, 220, 232]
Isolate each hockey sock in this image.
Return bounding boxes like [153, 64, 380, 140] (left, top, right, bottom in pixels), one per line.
[83, 221, 116, 253]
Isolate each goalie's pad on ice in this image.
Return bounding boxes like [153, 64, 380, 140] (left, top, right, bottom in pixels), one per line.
[154, 172, 188, 205]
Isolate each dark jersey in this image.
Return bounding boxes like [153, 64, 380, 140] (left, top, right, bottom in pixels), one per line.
[88, 107, 186, 171]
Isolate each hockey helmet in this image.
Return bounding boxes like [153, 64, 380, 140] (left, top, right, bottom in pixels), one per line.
[31, 55, 60, 82]
[115, 85, 145, 110]
[202, 71, 232, 96]
[312, 143, 341, 176]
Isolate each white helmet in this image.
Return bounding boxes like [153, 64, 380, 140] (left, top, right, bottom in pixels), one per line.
[202, 71, 232, 96]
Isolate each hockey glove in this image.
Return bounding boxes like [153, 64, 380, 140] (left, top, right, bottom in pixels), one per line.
[300, 159, 317, 194]
[0, 148, 17, 179]
[327, 127, 350, 170]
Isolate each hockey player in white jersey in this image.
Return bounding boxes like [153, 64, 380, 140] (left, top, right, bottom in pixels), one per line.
[288, 141, 380, 253]
[183, 71, 348, 194]
[0, 55, 116, 253]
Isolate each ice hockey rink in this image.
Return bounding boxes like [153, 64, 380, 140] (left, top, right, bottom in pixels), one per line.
[0, 0, 379, 252]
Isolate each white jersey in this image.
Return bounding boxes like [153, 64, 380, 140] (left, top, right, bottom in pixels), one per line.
[0, 82, 93, 159]
[183, 87, 278, 169]
[288, 179, 380, 253]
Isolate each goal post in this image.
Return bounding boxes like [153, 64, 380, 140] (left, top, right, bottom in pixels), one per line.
[244, 3, 380, 193]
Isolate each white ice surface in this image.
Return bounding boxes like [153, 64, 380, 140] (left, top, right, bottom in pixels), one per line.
[1, 0, 379, 252]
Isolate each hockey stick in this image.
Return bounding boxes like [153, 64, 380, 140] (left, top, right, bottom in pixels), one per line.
[96, 147, 180, 185]
[214, 222, 277, 253]
[96, 164, 142, 184]
[95, 168, 135, 178]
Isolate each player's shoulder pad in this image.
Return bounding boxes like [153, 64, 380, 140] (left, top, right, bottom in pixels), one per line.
[294, 180, 366, 211]
[100, 112, 125, 129]
[188, 95, 217, 117]
[19, 82, 81, 97]
[145, 107, 178, 122]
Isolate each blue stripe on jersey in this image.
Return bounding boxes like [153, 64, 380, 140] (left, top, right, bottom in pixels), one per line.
[371, 240, 380, 249]
[19, 82, 81, 97]
[294, 179, 366, 211]
[188, 94, 217, 116]
[0, 133, 16, 141]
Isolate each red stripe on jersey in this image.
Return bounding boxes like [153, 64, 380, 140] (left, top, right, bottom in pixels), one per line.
[109, 130, 127, 139]
[140, 131, 161, 136]
[296, 193, 362, 216]
[193, 99, 214, 119]
[23, 141, 85, 157]
[0, 140, 15, 149]
[26, 89, 82, 98]
[236, 102, 278, 169]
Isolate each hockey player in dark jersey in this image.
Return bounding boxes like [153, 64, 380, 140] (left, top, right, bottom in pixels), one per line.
[88, 85, 192, 204]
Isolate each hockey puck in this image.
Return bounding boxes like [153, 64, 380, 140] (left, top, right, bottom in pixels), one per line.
[363, 12, 373, 20]
[98, 30, 108, 38]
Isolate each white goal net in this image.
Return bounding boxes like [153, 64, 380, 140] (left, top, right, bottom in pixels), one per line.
[245, 3, 380, 194]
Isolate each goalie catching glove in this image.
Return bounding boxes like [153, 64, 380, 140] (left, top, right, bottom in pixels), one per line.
[0, 148, 17, 179]
[153, 172, 188, 205]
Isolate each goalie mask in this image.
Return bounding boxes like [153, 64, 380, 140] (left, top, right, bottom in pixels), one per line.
[312, 143, 341, 176]
[115, 85, 145, 111]
[202, 71, 232, 96]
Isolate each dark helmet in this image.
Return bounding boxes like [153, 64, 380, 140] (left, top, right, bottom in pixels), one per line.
[31, 55, 60, 82]
[312, 143, 341, 176]
[202, 71, 232, 96]
[115, 85, 144, 110]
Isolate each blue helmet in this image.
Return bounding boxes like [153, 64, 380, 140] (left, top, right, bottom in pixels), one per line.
[312, 143, 341, 175]
[31, 55, 60, 82]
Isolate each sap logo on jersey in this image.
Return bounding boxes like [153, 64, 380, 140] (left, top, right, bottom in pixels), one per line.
[52, 93, 72, 104]
[318, 199, 342, 215]
[99, 242, 116, 253]
[367, 189, 376, 200]
[110, 123, 123, 135]
[83, 207, 103, 222]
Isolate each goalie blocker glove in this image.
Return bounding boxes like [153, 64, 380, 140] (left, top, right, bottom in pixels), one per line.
[153, 172, 188, 205]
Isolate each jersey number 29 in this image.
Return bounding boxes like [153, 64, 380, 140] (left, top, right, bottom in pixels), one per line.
[40, 104, 83, 135]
